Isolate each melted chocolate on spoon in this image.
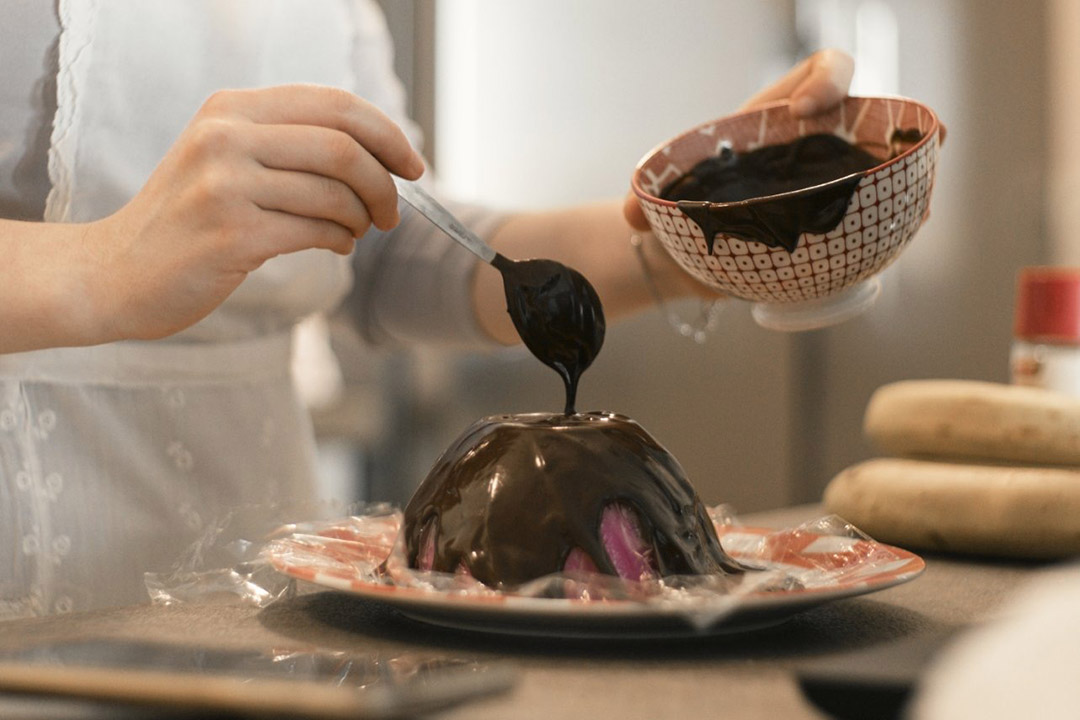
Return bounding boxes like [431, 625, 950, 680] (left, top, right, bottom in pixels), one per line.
[662, 132, 907, 253]
[403, 412, 744, 588]
[492, 254, 605, 415]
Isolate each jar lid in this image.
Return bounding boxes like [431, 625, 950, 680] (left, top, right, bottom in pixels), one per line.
[1014, 266, 1080, 343]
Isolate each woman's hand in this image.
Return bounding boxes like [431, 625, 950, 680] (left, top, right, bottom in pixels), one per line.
[80, 84, 424, 342]
[623, 49, 855, 230]
[738, 48, 855, 117]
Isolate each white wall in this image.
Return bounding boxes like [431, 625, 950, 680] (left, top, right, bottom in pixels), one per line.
[434, 0, 792, 208]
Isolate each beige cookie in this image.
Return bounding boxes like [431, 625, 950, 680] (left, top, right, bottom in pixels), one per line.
[823, 457, 1080, 558]
[864, 380, 1080, 466]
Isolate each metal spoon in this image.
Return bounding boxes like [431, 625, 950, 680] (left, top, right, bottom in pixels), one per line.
[393, 177, 605, 414]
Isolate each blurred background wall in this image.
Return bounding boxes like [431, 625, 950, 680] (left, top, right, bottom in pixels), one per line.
[311, 0, 1072, 514]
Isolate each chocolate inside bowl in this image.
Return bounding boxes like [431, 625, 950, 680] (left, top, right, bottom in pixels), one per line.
[661, 132, 899, 253]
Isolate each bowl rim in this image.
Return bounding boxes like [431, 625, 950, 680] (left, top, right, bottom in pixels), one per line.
[631, 94, 941, 210]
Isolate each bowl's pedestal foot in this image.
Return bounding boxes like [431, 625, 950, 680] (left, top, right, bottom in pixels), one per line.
[750, 277, 882, 332]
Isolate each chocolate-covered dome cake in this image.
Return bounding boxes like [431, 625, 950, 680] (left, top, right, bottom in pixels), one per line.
[403, 412, 744, 588]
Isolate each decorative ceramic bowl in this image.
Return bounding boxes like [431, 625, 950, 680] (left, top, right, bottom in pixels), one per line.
[631, 96, 942, 330]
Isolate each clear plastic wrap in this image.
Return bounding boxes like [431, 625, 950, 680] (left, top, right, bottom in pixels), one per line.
[147, 502, 924, 634]
[145, 501, 385, 608]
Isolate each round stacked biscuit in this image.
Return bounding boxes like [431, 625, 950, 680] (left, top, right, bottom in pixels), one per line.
[823, 380, 1080, 558]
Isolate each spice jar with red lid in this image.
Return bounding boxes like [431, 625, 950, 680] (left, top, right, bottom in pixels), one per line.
[1010, 266, 1080, 396]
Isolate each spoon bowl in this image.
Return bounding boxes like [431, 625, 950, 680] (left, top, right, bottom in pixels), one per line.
[492, 256, 606, 414]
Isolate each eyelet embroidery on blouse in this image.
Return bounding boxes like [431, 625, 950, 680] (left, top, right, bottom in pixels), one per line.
[37, 409, 57, 437]
[41, 472, 63, 501]
[0, 408, 16, 432]
[168, 441, 202, 532]
[21, 531, 40, 557]
[166, 440, 195, 473]
[3, 382, 67, 617]
[20, 531, 70, 568]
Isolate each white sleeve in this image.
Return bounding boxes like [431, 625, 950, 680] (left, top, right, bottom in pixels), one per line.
[342, 201, 508, 349]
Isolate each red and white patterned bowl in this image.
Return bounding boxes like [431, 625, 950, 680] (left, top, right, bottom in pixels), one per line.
[631, 96, 941, 305]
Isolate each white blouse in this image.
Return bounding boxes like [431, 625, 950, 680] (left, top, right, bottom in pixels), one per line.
[0, 0, 500, 618]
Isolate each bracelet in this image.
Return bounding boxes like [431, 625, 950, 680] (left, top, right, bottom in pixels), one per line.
[630, 233, 725, 344]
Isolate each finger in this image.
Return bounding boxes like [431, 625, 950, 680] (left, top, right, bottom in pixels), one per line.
[739, 55, 815, 110]
[622, 192, 650, 230]
[254, 208, 357, 258]
[788, 49, 854, 117]
[251, 168, 373, 238]
[246, 123, 400, 230]
[203, 85, 425, 180]
[739, 49, 854, 116]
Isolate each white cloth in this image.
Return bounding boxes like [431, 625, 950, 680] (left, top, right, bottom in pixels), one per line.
[911, 562, 1080, 720]
[0, 0, 500, 618]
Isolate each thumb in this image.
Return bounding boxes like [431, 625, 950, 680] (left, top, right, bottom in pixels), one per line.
[623, 191, 650, 230]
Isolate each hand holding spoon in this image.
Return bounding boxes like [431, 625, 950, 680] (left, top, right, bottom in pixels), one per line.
[393, 177, 605, 414]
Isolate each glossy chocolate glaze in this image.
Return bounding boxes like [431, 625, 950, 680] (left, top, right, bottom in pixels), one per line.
[662, 133, 885, 253]
[403, 412, 744, 588]
[492, 254, 606, 414]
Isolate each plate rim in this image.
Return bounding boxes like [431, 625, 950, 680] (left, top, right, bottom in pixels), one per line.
[268, 525, 926, 637]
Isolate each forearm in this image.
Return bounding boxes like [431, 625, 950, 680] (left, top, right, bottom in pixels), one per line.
[344, 201, 507, 349]
[0, 219, 106, 355]
[472, 200, 704, 345]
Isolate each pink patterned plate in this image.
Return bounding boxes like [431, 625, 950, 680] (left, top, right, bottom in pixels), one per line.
[265, 514, 925, 638]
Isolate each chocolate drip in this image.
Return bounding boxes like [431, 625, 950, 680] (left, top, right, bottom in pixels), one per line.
[403, 412, 743, 588]
[492, 255, 606, 414]
[662, 133, 885, 253]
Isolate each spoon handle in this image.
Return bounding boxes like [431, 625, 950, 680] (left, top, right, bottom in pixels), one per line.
[393, 176, 497, 264]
